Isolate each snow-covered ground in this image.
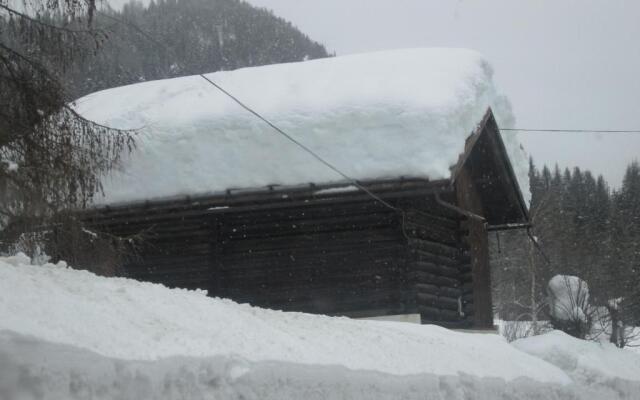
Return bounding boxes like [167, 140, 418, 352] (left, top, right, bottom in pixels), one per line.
[1, 254, 639, 399]
[514, 331, 640, 385]
[73, 48, 530, 206]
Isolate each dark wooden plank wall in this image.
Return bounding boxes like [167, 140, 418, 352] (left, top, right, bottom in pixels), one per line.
[96, 211, 215, 290]
[401, 196, 473, 328]
[215, 201, 408, 316]
[84, 180, 478, 324]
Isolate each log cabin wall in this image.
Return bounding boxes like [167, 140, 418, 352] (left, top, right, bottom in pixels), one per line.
[83, 179, 478, 324]
[214, 200, 406, 316]
[400, 194, 473, 328]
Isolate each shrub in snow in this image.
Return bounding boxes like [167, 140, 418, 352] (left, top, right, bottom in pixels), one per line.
[590, 297, 640, 349]
[497, 319, 552, 343]
[1, 214, 143, 277]
[547, 275, 592, 339]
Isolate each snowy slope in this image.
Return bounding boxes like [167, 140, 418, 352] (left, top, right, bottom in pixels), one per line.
[0, 254, 560, 381]
[73, 48, 530, 205]
[514, 331, 640, 384]
[0, 331, 598, 400]
[0, 331, 594, 400]
[3, 255, 640, 399]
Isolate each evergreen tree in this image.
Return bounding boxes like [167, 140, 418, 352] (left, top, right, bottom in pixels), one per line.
[491, 158, 640, 342]
[610, 162, 640, 323]
[16, 0, 332, 100]
[0, 1, 133, 231]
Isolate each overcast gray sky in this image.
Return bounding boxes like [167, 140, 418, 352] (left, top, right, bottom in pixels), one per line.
[245, 0, 640, 187]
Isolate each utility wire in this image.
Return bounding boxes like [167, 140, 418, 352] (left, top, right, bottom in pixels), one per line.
[527, 227, 552, 265]
[96, 11, 406, 219]
[198, 74, 402, 214]
[503, 128, 640, 134]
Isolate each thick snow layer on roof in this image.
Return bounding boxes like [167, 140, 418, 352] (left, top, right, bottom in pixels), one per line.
[74, 48, 530, 205]
[0, 254, 563, 383]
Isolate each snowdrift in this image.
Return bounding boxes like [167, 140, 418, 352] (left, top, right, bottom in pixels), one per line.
[0, 331, 581, 400]
[514, 331, 640, 386]
[73, 48, 530, 205]
[0, 254, 561, 379]
[2, 254, 639, 399]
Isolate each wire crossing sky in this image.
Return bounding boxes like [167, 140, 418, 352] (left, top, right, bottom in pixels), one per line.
[245, 0, 640, 187]
[502, 129, 640, 134]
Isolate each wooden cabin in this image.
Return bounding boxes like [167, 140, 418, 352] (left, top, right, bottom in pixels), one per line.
[85, 109, 529, 329]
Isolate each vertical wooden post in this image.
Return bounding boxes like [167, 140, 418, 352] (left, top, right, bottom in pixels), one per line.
[456, 168, 494, 329]
[209, 216, 223, 297]
[467, 217, 492, 328]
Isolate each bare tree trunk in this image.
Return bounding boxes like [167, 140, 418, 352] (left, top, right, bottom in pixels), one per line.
[608, 304, 626, 348]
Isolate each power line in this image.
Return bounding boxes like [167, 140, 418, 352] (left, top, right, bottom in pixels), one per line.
[198, 74, 402, 214]
[98, 11, 406, 219]
[502, 128, 640, 134]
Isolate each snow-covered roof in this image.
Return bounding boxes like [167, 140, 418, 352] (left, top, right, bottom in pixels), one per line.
[74, 48, 530, 205]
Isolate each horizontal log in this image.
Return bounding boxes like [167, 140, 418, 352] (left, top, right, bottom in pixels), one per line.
[141, 242, 212, 254]
[405, 225, 458, 246]
[223, 252, 402, 268]
[458, 264, 472, 273]
[219, 268, 405, 286]
[221, 204, 394, 227]
[222, 229, 403, 253]
[413, 261, 459, 278]
[221, 244, 402, 260]
[404, 209, 460, 230]
[90, 212, 215, 231]
[413, 250, 461, 269]
[461, 282, 474, 293]
[220, 285, 408, 310]
[408, 239, 469, 261]
[408, 271, 460, 288]
[336, 305, 417, 319]
[218, 268, 406, 289]
[132, 272, 210, 286]
[127, 262, 211, 273]
[224, 235, 402, 252]
[418, 306, 463, 321]
[86, 180, 450, 222]
[93, 221, 213, 239]
[460, 271, 473, 282]
[420, 319, 473, 329]
[416, 293, 460, 311]
[414, 283, 461, 299]
[221, 218, 397, 241]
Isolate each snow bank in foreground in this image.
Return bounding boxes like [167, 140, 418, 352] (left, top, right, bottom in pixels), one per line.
[2, 331, 607, 400]
[73, 48, 530, 205]
[0, 254, 563, 383]
[3, 256, 640, 398]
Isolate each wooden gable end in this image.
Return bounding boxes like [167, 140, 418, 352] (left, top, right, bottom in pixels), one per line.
[453, 108, 529, 227]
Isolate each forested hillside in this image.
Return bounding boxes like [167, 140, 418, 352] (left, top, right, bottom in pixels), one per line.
[2, 0, 330, 100]
[493, 160, 640, 335]
[0, 0, 329, 255]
